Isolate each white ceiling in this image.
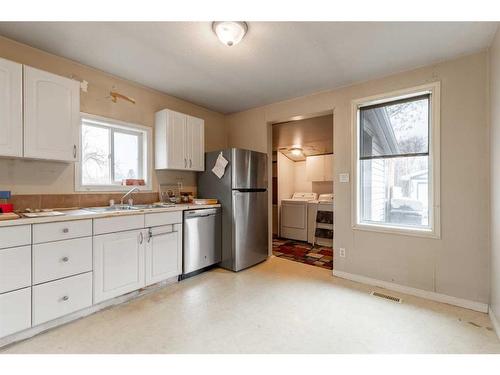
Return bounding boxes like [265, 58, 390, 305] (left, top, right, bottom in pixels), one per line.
[0, 22, 497, 114]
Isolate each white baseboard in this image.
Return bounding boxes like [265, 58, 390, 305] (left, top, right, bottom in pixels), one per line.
[0, 276, 178, 350]
[489, 307, 500, 340]
[333, 270, 489, 313]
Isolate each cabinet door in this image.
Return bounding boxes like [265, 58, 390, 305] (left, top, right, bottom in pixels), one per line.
[186, 115, 205, 171]
[323, 154, 334, 181]
[93, 229, 145, 303]
[166, 110, 187, 169]
[0, 57, 22, 158]
[0, 287, 31, 339]
[23, 66, 80, 162]
[306, 155, 325, 182]
[145, 224, 182, 286]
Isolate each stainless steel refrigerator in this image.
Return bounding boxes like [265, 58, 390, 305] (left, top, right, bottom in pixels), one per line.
[197, 148, 268, 271]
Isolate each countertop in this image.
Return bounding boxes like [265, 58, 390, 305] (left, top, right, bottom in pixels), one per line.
[0, 204, 221, 228]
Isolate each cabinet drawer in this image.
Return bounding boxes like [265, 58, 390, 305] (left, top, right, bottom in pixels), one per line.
[0, 287, 31, 338]
[145, 211, 182, 227]
[33, 237, 92, 285]
[93, 214, 144, 235]
[33, 219, 92, 244]
[32, 272, 92, 326]
[0, 245, 31, 294]
[0, 225, 31, 249]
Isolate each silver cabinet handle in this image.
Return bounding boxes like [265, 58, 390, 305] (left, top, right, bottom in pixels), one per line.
[73, 145, 77, 159]
[61, 256, 69, 263]
[184, 158, 187, 168]
[189, 159, 192, 168]
[139, 231, 144, 244]
[147, 228, 152, 243]
[62, 296, 69, 302]
[62, 228, 69, 233]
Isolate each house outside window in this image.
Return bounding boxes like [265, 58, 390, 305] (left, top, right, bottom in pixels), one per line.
[352, 83, 440, 238]
[75, 113, 152, 192]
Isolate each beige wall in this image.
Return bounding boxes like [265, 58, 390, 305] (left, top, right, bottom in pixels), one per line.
[0, 36, 226, 195]
[490, 29, 500, 323]
[227, 51, 490, 304]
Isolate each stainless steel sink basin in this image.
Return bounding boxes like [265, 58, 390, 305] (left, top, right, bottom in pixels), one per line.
[85, 203, 176, 213]
[85, 205, 139, 213]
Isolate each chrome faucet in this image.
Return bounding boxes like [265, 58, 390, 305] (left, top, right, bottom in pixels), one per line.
[120, 187, 140, 205]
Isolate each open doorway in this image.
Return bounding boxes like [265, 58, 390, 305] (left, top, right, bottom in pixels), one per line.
[271, 113, 334, 270]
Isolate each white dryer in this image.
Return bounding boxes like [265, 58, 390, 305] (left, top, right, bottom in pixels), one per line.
[280, 192, 318, 241]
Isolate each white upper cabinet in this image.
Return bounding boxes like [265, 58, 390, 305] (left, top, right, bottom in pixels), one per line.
[306, 154, 334, 182]
[0, 57, 23, 158]
[155, 109, 205, 171]
[323, 154, 334, 181]
[186, 115, 205, 171]
[23, 66, 80, 162]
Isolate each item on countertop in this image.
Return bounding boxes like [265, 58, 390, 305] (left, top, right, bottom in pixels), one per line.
[181, 192, 193, 203]
[122, 179, 145, 186]
[159, 183, 182, 204]
[22, 210, 66, 218]
[0, 212, 20, 221]
[0, 191, 13, 213]
[193, 198, 218, 205]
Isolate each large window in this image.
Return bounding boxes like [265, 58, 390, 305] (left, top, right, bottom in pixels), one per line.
[353, 84, 440, 237]
[76, 114, 151, 191]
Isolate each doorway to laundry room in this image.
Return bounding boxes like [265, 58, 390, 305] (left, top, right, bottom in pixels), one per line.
[271, 113, 334, 270]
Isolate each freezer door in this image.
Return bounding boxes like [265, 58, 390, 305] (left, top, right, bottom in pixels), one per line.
[231, 149, 267, 190]
[232, 190, 268, 271]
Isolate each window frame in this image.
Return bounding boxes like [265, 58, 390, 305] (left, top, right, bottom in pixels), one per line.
[351, 82, 441, 239]
[75, 113, 153, 192]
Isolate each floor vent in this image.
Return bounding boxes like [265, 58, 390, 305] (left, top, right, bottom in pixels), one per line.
[370, 291, 402, 303]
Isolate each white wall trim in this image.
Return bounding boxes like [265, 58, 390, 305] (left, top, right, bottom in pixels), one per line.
[333, 269, 488, 313]
[489, 307, 500, 340]
[0, 276, 178, 350]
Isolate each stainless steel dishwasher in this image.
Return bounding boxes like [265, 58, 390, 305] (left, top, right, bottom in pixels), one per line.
[182, 207, 222, 277]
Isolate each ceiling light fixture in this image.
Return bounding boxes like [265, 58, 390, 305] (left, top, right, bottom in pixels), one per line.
[212, 21, 248, 47]
[290, 147, 303, 157]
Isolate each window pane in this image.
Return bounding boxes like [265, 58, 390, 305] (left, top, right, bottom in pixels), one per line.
[81, 124, 110, 185]
[360, 95, 429, 158]
[360, 156, 429, 228]
[113, 131, 141, 182]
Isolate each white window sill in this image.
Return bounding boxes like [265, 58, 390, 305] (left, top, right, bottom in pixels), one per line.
[75, 184, 152, 193]
[352, 223, 440, 239]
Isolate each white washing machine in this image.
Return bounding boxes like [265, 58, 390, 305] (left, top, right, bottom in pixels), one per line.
[280, 192, 318, 241]
[307, 194, 334, 246]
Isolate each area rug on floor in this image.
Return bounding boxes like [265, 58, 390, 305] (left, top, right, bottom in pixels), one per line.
[272, 238, 333, 270]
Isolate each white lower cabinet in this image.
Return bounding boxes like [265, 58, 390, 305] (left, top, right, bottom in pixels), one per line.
[0, 245, 31, 294]
[93, 229, 146, 303]
[145, 224, 182, 286]
[32, 272, 92, 326]
[0, 287, 31, 338]
[33, 237, 92, 285]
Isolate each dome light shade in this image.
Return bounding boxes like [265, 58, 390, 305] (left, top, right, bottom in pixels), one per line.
[212, 21, 248, 47]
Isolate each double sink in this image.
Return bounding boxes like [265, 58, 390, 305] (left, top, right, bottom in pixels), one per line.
[85, 203, 176, 213]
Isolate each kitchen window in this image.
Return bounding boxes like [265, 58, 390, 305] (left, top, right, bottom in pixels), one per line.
[352, 83, 440, 238]
[75, 114, 152, 191]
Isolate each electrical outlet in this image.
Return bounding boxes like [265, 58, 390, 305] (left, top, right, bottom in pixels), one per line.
[339, 248, 346, 258]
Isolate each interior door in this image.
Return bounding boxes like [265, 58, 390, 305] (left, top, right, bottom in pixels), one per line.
[93, 229, 145, 303]
[232, 190, 268, 271]
[167, 110, 187, 169]
[145, 224, 182, 286]
[0, 57, 22, 158]
[186, 115, 205, 171]
[23, 66, 80, 162]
